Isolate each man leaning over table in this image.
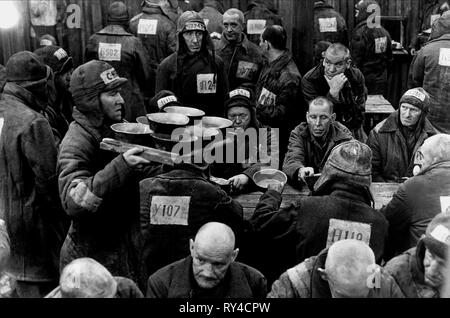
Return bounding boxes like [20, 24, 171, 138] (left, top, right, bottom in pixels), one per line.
[282, 96, 353, 189]
[250, 140, 388, 285]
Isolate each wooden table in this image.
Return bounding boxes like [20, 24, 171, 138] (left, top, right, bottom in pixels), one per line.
[233, 183, 400, 220]
[364, 95, 396, 133]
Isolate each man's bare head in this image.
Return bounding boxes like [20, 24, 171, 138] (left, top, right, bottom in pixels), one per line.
[319, 239, 376, 298]
[190, 223, 239, 289]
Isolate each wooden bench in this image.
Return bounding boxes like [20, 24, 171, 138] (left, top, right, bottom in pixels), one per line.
[232, 183, 400, 220]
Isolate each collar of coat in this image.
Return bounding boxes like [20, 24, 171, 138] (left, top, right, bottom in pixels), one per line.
[426, 33, 450, 45]
[164, 256, 253, 298]
[71, 107, 112, 143]
[141, 3, 165, 16]
[97, 24, 133, 36]
[307, 248, 397, 298]
[377, 111, 436, 135]
[217, 33, 251, 53]
[264, 50, 294, 78]
[297, 120, 353, 143]
[2, 82, 47, 113]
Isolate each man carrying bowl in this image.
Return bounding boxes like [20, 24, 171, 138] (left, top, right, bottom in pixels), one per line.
[57, 60, 161, 290]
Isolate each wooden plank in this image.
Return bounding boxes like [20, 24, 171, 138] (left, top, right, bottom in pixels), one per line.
[100, 138, 178, 165]
[234, 182, 400, 219]
[365, 95, 395, 114]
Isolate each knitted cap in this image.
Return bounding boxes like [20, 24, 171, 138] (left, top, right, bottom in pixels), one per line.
[149, 90, 181, 111]
[399, 88, 430, 113]
[6, 51, 48, 83]
[314, 140, 372, 191]
[107, 1, 129, 24]
[34, 46, 73, 74]
[225, 87, 254, 112]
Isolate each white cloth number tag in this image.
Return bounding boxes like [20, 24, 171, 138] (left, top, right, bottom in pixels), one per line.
[258, 88, 277, 107]
[98, 43, 122, 62]
[197, 74, 217, 94]
[375, 37, 387, 54]
[440, 196, 450, 213]
[326, 218, 371, 248]
[150, 196, 190, 226]
[319, 17, 337, 32]
[138, 19, 158, 35]
[236, 61, 258, 80]
[439, 48, 450, 66]
[431, 14, 441, 26]
[247, 19, 266, 35]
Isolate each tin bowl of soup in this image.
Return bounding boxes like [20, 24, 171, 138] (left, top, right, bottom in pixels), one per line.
[110, 123, 153, 146]
[164, 106, 205, 125]
[146, 113, 190, 136]
[252, 169, 288, 192]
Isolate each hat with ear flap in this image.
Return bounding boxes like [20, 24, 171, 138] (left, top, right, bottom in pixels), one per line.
[420, 213, 450, 260]
[314, 140, 373, 193]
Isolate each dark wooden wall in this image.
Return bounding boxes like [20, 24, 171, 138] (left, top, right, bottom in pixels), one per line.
[0, 0, 418, 74]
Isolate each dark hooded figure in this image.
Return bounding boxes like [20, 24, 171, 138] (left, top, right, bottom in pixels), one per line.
[385, 213, 450, 298]
[58, 60, 160, 289]
[367, 88, 437, 182]
[0, 51, 68, 298]
[155, 11, 228, 116]
[351, 0, 393, 96]
[86, 1, 151, 122]
[129, 0, 178, 98]
[244, 0, 283, 45]
[409, 11, 450, 133]
[198, 0, 225, 37]
[34, 45, 74, 147]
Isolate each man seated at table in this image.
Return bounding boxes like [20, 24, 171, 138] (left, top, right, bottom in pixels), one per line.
[302, 43, 367, 142]
[251, 140, 388, 284]
[146, 222, 267, 298]
[380, 134, 450, 260]
[384, 213, 450, 298]
[210, 87, 279, 192]
[282, 96, 353, 188]
[367, 88, 437, 183]
[268, 239, 403, 298]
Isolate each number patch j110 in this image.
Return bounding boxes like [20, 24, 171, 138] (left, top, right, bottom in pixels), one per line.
[150, 196, 190, 226]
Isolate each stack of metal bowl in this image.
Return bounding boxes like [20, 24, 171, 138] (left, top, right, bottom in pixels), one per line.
[110, 123, 153, 147]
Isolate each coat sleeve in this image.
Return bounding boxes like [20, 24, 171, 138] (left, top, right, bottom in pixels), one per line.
[301, 74, 319, 103]
[58, 132, 135, 217]
[282, 127, 306, 181]
[134, 38, 152, 99]
[146, 274, 169, 298]
[155, 59, 172, 94]
[250, 190, 298, 240]
[409, 50, 425, 89]
[22, 117, 61, 214]
[379, 184, 411, 259]
[366, 128, 385, 182]
[257, 76, 300, 127]
[350, 28, 366, 68]
[267, 271, 297, 298]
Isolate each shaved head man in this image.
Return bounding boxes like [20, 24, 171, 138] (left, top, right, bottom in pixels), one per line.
[318, 240, 376, 298]
[147, 222, 267, 298]
[268, 239, 404, 298]
[190, 222, 239, 289]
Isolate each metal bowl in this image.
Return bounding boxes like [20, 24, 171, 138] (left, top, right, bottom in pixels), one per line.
[252, 169, 288, 191]
[185, 125, 220, 140]
[110, 123, 153, 146]
[201, 116, 233, 130]
[146, 113, 190, 136]
[164, 106, 205, 125]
